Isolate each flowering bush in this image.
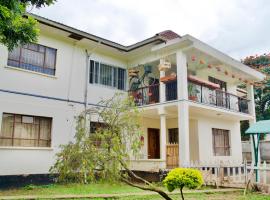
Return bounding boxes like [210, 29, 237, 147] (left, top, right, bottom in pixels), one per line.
[163, 168, 203, 200]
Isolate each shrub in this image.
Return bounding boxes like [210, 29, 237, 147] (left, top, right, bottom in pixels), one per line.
[163, 168, 203, 200]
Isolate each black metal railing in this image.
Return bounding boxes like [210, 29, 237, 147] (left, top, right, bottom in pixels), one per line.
[188, 81, 250, 114]
[165, 80, 178, 101]
[129, 84, 160, 106]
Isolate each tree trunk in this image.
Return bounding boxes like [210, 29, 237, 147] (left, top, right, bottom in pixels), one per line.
[180, 187, 184, 200]
[120, 161, 173, 200]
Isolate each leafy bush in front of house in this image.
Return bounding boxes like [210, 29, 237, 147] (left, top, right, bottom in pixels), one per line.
[163, 168, 203, 200]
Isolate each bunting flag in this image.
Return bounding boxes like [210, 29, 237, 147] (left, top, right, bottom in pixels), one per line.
[190, 55, 255, 86]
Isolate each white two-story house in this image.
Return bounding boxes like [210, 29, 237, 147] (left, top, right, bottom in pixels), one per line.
[0, 14, 265, 177]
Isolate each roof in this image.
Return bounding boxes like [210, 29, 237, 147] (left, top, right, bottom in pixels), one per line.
[245, 120, 270, 134]
[29, 13, 181, 52]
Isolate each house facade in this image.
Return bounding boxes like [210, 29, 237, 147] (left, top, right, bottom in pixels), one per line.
[0, 14, 265, 176]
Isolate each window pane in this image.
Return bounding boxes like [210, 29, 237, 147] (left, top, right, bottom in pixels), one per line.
[44, 48, 56, 69]
[21, 48, 44, 67]
[39, 118, 51, 140]
[0, 114, 14, 138]
[168, 128, 178, 144]
[8, 47, 20, 61]
[94, 62, 99, 84]
[118, 68, 126, 90]
[89, 60, 94, 84]
[100, 63, 112, 86]
[113, 67, 118, 88]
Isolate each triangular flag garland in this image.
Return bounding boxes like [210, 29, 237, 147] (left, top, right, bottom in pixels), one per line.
[190, 55, 259, 86]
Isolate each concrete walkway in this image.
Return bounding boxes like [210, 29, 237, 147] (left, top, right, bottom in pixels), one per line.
[0, 188, 242, 199]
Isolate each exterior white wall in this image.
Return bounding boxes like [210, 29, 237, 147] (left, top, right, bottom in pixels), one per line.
[197, 116, 242, 164]
[0, 25, 253, 175]
[0, 31, 128, 175]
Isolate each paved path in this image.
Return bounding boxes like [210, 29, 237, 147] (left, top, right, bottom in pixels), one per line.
[0, 188, 242, 199]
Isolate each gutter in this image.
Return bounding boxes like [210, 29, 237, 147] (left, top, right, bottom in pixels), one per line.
[30, 13, 165, 52]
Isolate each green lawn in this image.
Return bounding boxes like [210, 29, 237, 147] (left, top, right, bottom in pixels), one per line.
[0, 183, 268, 200]
[117, 192, 270, 200]
[0, 183, 141, 196]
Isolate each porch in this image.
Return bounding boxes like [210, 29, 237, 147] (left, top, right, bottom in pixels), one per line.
[129, 103, 249, 172]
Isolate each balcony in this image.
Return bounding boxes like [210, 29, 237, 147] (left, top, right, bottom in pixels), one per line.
[129, 78, 250, 114]
[188, 81, 250, 114]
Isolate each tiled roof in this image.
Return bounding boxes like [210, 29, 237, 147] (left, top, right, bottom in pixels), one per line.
[156, 30, 181, 41]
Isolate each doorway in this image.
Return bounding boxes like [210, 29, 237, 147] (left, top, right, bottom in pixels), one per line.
[148, 128, 160, 159]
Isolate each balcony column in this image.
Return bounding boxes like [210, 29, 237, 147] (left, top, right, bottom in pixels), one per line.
[176, 50, 190, 166]
[247, 84, 261, 166]
[159, 107, 167, 167]
[159, 61, 166, 103]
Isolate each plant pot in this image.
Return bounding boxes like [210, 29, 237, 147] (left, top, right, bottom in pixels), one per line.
[189, 96, 197, 101]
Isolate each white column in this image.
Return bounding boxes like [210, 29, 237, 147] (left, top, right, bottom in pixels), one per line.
[176, 50, 188, 100]
[160, 113, 167, 161]
[176, 50, 190, 166]
[159, 61, 166, 103]
[247, 85, 260, 162]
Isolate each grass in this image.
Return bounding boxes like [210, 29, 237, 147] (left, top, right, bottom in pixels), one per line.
[0, 183, 268, 199]
[0, 183, 141, 196]
[117, 192, 270, 200]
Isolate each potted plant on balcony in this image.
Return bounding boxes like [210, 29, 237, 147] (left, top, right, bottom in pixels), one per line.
[188, 83, 199, 101]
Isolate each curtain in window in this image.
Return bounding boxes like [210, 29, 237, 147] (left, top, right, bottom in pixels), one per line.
[212, 128, 230, 156]
[0, 114, 14, 146]
[0, 114, 52, 147]
[7, 43, 57, 75]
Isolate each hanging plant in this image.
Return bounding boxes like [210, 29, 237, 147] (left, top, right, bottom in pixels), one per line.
[207, 64, 212, 69]
[239, 77, 242, 81]
[224, 70, 228, 75]
[191, 55, 196, 61]
[232, 74, 235, 78]
[199, 60, 205, 65]
[216, 66, 221, 71]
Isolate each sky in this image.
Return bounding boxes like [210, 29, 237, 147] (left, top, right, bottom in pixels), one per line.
[32, 0, 270, 60]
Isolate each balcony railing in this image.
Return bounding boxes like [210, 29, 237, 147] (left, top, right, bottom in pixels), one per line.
[188, 81, 250, 114]
[165, 80, 178, 101]
[129, 84, 159, 106]
[128, 79, 250, 114]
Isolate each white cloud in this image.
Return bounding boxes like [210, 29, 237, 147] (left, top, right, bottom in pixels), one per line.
[32, 0, 270, 59]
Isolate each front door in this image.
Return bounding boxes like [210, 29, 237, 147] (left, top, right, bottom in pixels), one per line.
[148, 128, 160, 159]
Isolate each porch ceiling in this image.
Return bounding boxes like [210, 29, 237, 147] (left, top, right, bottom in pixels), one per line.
[185, 47, 256, 84]
[189, 103, 253, 121]
[140, 102, 253, 121]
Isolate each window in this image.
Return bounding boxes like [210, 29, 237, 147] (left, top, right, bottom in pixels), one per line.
[212, 128, 230, 156]
[168, 128, 178, 144]
[209, 76, 227, 92]
[90, 121, 106, 147]
[7, 43, 57, 76]
[90, 121, 106, 134]
[89, 60, 126, 90]
[0, 113, 52, 147]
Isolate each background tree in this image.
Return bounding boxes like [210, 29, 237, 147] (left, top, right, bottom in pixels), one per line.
[241, 54, 270, 139]
[243, 54, 270, 121]
[0, 0, 56, 51]
[51, 93, 174, 200]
